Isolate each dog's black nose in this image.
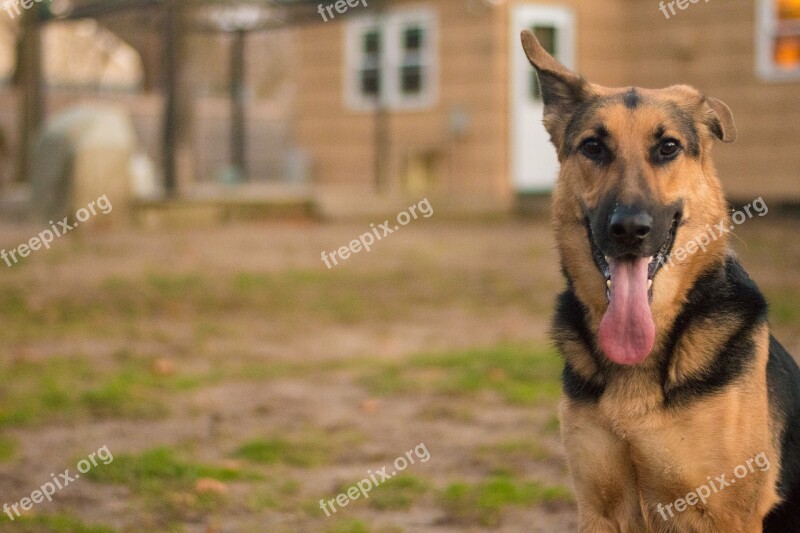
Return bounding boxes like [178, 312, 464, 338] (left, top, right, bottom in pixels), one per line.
[609, 206, 652, 246]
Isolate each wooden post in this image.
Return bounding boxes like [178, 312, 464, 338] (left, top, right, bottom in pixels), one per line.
[16, 4, 43, 184]
[162, 0, 180, 197]
[374, 9, 389, 193]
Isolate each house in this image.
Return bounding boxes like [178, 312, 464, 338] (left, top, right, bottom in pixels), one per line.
[0, 0, 797, 219]
[293, 0, 800, 209]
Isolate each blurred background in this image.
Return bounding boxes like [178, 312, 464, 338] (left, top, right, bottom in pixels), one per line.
[0, 0, 797, 531]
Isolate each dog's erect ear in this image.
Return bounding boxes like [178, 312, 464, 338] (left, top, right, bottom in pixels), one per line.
[520, 30, 588, 145]
[704, 97, 737, 143]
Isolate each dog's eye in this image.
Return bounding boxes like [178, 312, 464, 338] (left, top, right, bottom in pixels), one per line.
[580, 139, 608, 163]
[658, 139, 682, 158]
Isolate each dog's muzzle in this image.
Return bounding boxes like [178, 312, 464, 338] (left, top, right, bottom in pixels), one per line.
[583, 200, 682, 365]
[586, 201, 682, 297]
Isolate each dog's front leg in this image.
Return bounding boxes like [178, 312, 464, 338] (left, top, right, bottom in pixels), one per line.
[561, 398, 648, 533]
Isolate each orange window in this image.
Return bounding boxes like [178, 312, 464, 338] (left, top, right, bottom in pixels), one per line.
[774, 0, 800, 70]
[759, 0, 800, 78]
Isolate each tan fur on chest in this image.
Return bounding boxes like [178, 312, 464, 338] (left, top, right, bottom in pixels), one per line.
[562, 326, 780, 532]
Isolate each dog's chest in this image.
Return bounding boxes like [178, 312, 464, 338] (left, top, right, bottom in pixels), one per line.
[598, 368, 666, 429]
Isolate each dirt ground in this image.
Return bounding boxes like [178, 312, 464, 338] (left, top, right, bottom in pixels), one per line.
[0, 213, 798, 533]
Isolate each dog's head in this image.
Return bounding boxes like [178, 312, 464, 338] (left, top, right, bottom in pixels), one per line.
[521, 31, 736, 366]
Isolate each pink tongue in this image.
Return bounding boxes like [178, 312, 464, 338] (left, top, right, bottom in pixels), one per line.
[598, 257, 655, 365]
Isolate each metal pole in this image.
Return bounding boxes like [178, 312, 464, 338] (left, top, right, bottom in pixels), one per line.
[230, 29, 247, 181]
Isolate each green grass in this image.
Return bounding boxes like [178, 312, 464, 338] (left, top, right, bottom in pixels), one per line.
[416, 402, 475, 422]
[767, 291, 800, 326]
[145, 273, 207, 299]
[324, 520, 371, 533]
[0, 355, 188, 428]
[247, 479, 301, 511]
[0, 262, 557, 342]
[0, 345, 356, 430]
[0, 436, 17, 462]
[85, 447, 255, 493]
[1, 514, 115, 532]
[367, 475, 430, 510]
[316, 475, 431, 515]
[83, 446, 263, 526]
[438, 474, 573, 527]
[136, 270, 376, 324]
[0, 357, 96, 427]
[474, 439, 554, 474]
[0, 287, 27, 317]
[359, 344, 562, 405]
[234, 438, 328, 468]
[80, 372, 169, 420]
[234, 430, 363, 468]
[543, 414, 561, 434]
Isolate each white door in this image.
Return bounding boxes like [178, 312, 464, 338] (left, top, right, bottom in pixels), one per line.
[510, 5, 575, 192]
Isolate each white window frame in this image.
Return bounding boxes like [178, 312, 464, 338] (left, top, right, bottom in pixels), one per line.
[756, 0, 800, 81]
[344, 7, 438, 111]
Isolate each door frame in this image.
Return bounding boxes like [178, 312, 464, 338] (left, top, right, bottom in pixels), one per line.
[509, 4, 576, 193]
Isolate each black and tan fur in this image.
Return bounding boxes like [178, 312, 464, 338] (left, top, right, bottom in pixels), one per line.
[520, 31, 800, 532]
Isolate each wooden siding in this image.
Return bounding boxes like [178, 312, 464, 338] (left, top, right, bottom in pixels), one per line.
[294, 0, 509, 204]
[293, 0, 799, 204]
[621, 0, 800, 201]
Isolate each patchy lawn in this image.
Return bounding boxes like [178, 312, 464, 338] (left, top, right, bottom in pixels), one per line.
[0, 214, 796, 532]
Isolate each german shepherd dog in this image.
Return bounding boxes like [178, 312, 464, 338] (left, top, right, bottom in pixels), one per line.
[520, 31, 800, 532]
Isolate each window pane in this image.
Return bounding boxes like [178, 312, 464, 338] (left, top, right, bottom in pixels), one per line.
[401, 65, 423, 94]
[360, 29, 382, 99]
[774, 35, 800, 69]
[360, 68, 380, 96]
[404, 27, 424, 51]
[777, 0, 800, 20]
[364, 31, 381, 54]
[399, 24, 427, 98]
[534, 26, 558, 56]
[530, 25, 558, 100]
